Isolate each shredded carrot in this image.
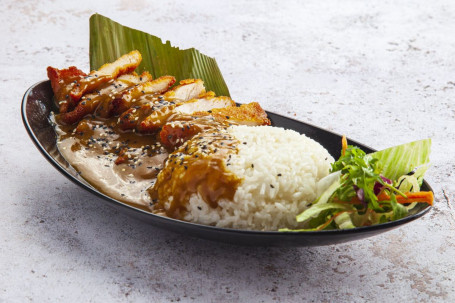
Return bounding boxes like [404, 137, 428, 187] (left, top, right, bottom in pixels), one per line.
[339, 191, 434, 206]
[341, 135, 347, 156]
[377, 191, 434, 206]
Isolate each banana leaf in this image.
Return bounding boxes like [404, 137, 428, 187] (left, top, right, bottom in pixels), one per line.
[89, 13, 230, 97]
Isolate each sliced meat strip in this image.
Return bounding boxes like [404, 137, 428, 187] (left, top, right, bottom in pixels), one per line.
[118, 79, 207, 131]
[69, 50, 142, 102]
[174, 96, 235, 115]
[160, 116, 227, 149]
[194, 102, 271, 126]
[56, 72, 152, 125]
[160, 102, 270, 149]
[47, 66, 87, 113]
[108, 76, 176, 117]
[95, 72, 154, 117]
[140, 95, 234, 133]
[163, 79, 206, 101]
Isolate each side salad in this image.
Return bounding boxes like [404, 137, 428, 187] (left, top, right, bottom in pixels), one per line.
[282, 137, 433, 231]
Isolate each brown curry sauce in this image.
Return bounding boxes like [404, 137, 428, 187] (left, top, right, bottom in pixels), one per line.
[54, 101, 242, 219]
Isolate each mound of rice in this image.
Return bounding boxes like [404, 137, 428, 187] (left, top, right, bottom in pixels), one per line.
[183, 125, 334, 231]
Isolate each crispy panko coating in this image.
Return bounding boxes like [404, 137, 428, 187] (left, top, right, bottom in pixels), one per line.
[118, 79, 207, 131]
[197, 102, 271, 126]
[56, 72, 152, 125]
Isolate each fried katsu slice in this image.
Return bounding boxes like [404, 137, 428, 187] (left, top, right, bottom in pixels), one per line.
[108, 76, 176, 117]
[117, 79, 207, 131]
[47, 66, 87, 113]
[174, 96, 235, 114]
[118, 99, 177, 131]
[69, 50, 142, 103]
[95, 72, 154, 117]
[204, 102, 271, 126]
[139, 96, 234, 133]
[160, 102, 270, 149]
[160, 116, 227, 148]
[163, 79, 206, 101]
[55, 72, 152, 125]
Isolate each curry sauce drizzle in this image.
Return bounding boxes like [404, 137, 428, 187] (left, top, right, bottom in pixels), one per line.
[55, 99, 243, 217]
[149, 128, 242, 219]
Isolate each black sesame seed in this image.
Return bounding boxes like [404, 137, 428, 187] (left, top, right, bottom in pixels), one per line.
[277, 173, 282, 177]
[270, 184, 274, 188]
[251, 164, 254, 168]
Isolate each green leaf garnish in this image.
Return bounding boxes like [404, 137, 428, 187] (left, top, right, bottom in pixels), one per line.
[370, 139, 431, 180]
[89, 14, 230, 97]
[290, 138, 432, 231]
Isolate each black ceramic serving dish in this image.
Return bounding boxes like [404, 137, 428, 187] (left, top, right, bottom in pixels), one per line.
[22, 81, 433, 246]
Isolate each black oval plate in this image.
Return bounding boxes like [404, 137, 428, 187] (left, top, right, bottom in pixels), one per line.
[22, 81, 433, 246]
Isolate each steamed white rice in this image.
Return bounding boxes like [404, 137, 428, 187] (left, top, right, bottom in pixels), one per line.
[183, 125, 334, 231]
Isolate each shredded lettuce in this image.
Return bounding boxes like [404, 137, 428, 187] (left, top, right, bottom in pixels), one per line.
[370, 139, 431, 181]
[285, 138, 432, 231]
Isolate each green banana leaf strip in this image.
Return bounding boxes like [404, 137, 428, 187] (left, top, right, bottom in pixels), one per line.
[89, 14, 230, 97]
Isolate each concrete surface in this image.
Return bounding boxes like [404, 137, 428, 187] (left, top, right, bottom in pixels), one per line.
[1, 0, 455, 302]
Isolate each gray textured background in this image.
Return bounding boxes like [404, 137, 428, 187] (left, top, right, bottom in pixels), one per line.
[1, 0, 454, 302]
